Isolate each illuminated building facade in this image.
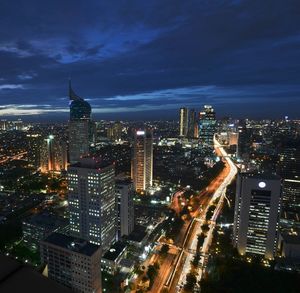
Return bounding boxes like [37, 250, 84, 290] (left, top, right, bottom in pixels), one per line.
[131, 129, 153, 192]
[107, 121, 122, 141]
[179, 107, 189, 137]
[69, 81, 93, 164]
[40, 135, 67, 173]
[278, 147, 300, 210]
[41, 232, 102, 293]
[68, 158, 116, 250]
[233, 173, 282, 259]
[27, 133, 42, 170]
[198, 105, 216, 147]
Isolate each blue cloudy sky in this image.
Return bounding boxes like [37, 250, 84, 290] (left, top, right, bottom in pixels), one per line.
[0, 0, 300, 120]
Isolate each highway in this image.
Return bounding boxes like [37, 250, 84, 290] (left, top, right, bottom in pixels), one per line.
[0, 151, 27, 164]
[170, 137, 237, 292]
[131, 138, 237, 293]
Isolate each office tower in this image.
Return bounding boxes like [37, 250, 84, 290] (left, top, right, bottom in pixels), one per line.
[41, 233, 102, 293]
[233, 173, 282, 259]
[179, 107, 189, 137]
[229, 132, 239, 146]
[40, 135, 67, 173]
[26, 133, 42, 170]
[198, 105, 216, 147]
[115, 179, 135, 237]
[188, 109, 197, 138]
[278, 147, 300, 222]
[69, 81, 92, 164]
[107, 121, 122, 141]
[131, 129, 153, 192]
[237, 120, 251, 161]
[68, 158, 116, 250]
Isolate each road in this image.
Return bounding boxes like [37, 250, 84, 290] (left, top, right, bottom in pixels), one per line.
[130, 138, 237, 293]
[169, 138, 237, 292]
[0, 151, 27, 164]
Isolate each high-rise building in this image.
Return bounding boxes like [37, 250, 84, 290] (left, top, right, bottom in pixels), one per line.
[107, 121, 122, 141]
[278, 147, 300, 227]
[115, 179, 135, 238]
[26, 133, 42, 170]
[69, 81, 92, 164]
[68, 158, 116, 250]
[131, 129, 153, 192]
[188, 109, 197, 138]
[198, 105, 216, 147]
[40, 232, 102, 293]
[179, 107, 189, 137]
[40, 135, 67, 173]
[233, 173, 282, 259]
[237, 120, 252, 161]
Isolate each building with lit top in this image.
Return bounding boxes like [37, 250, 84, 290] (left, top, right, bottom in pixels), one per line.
[179, 107, 189, 137]
[68, 158, 116, 251]
[198, 105, 216, 147]
[40, 232, 102, 293]
[40, 135, 67, 173]
[131, 129, 153, 192]
[233, 173, 282, 259]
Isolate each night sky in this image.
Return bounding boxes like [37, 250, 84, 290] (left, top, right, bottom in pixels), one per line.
[0, 0, 300, 121]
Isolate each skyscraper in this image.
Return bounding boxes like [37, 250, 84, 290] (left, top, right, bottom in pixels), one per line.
[115, 179, 135, 237]
[278, 147, 300, 226]
[107, 121, 122, 142]
[68, 158, 116, 250]
[198, 105, 216, 147]
[179, 107, 189, 137]
[131, 129, 153, 192]
[41, 232, 102, 293]
[40, 135, 67, 173]
[188, 108, 197, 138]
[68, 81, 92, 164]
[233, 173, 282, 259]
[26, 133, 42, 170]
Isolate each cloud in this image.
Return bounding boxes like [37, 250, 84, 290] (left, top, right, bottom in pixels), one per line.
[0, 0, 299, 119]
[0, 84, 24, 90]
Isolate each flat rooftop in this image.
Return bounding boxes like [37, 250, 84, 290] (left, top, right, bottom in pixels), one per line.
[239, 172, 281, 181]
[70, 157, 113, 170]
[127, 225, 147, 243]
[42, 233, 100, 257]
[23, 212, 67, 229]
[102, 241, 127, 261]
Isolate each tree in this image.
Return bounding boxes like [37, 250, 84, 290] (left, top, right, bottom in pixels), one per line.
[184, 273, 197, 292]
[159, 244, 170, 257]
[201, 224, 209, 234]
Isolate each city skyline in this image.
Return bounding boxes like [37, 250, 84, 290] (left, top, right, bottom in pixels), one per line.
[0, 1, 300, 120]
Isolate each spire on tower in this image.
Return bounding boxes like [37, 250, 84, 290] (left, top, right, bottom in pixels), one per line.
[69, 79, 83, 101]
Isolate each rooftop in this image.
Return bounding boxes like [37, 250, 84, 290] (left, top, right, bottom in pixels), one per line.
[127, 225, 147, 243]
[102, 241, 127, 261]
[70, 157, 113, 170]
[23, 212, 67, 230]
[42, 233, 100, 257]
[239, 172, 281, 181]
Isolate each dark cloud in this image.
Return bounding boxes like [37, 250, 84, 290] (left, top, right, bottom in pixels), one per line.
[0, 0, 300, 119]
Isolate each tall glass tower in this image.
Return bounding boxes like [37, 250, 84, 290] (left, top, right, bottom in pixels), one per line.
[198, 105, 216, 147]
[68, 81, 92, 163]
